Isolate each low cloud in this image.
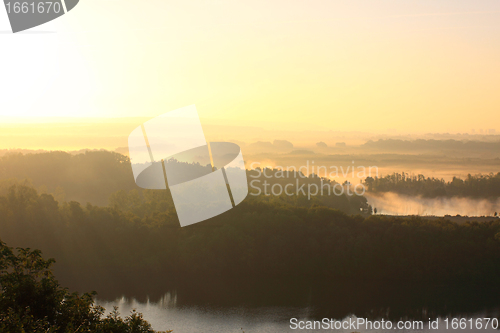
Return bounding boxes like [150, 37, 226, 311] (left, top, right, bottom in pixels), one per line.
[366, 192, 500, 217]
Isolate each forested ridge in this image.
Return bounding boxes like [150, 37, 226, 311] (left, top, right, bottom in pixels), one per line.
[0, 151, 371, 214]
[0, 151, 136, 206]
[0, 184, 499, 294]
[1, 150, 498, 205]
[0, 150, 500, 322]
[0, 151, 498, 290]
[0, 151, 499, 298]
[365, 172, 500, 198]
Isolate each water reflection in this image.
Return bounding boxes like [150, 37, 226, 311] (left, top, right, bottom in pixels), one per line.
[96, 296, 315, 333]
[96, 294, 500, 333]
[92, 281, 500, 333]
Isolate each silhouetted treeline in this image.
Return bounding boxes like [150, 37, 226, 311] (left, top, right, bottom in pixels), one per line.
[1, 184, 499, 298]
[365, 172, 500, 198]
[0, 151, 371, 213]
[246, 168, 372, 214]
[0, 151, 136, 205]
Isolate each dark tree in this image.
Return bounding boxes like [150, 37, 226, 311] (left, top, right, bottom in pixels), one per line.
[0, 240, 171, 333]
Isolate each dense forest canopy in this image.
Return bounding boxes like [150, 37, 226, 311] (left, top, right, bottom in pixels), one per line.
[0, 184, 499, 293]
[0, 150, 500, 321]
[365, 172, 500, 198]
[2, 150, 498, 211]
[0, 151, 372, 214]
[0, 151, 136, 205]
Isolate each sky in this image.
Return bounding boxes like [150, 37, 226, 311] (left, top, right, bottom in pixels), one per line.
[1, 0, 500, 136]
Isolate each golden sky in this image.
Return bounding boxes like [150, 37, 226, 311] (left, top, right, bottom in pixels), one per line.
[1, 0, 500, 135]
